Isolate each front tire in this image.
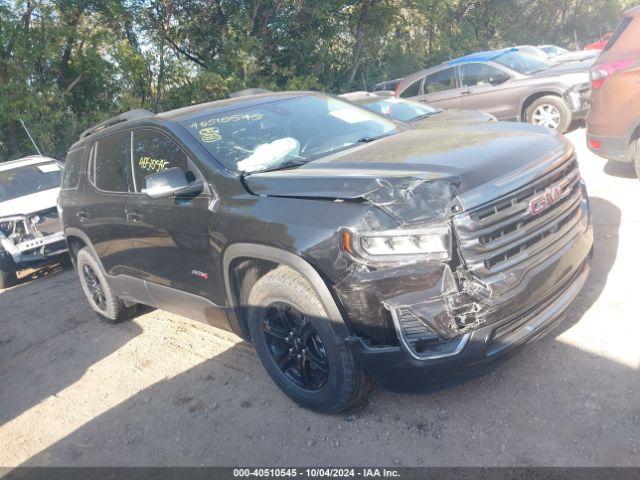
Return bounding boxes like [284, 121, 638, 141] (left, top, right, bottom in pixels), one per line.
[526, 95, 572, 132]
[0, 268, 17, 289]
[76, 247, 137, 323]
[248, 266, 372, 413]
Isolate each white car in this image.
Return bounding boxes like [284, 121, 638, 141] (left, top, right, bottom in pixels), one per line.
[0, 155, 68, 288]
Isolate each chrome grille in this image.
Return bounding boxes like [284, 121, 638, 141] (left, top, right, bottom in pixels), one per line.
[453, 157, 584, 278]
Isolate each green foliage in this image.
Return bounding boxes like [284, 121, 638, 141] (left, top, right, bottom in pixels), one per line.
[0, 0, 633, 161]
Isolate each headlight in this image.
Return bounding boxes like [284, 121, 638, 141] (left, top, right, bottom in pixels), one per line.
[341, 224, 452, 264]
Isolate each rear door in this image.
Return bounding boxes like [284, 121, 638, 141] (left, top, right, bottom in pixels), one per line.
[81, 131, 134, 275]
[401, 67, 461, 109]
[458, 62, 518, 120]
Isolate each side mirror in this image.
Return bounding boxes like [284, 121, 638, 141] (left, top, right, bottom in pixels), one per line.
[489, 75, 510, 86]
[142, 167, 204, 199]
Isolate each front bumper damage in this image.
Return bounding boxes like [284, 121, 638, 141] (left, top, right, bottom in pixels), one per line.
[334, 154, 593, 388]
[0, 212, 67, 271]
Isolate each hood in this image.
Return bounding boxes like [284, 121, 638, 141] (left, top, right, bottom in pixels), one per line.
[412, 109, 495, 127]
[533, 61, 593, 78]
[0, 188, 60, 218]
[243, 122, 571, 224]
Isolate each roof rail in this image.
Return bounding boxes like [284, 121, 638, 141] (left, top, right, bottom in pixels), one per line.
[80, 109, 154, 138]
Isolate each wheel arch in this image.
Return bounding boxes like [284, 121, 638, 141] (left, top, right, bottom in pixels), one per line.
[520, 90, 565, 121]
[64, 228, 99, 270]
[223, 243, 351, 342]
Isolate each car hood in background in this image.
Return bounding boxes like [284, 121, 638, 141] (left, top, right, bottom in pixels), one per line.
[244, 122, 571, 220]
[0, 188, 60, 218]
[412, 109, 495, 127]
[533, 60, 594, 78]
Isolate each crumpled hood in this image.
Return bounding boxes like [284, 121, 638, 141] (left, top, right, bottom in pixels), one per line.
[413, 109, 495, 127]
[0, 188, 60, 218]
[243, 122, 571, 225]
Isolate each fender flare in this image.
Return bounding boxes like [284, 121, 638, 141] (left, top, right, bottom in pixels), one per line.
[64, 227, 102, 270]
[223, 243, 350, 341]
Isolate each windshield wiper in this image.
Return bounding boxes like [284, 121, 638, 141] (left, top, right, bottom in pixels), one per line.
[243, 158, 310, 175]
[356, 133, 394, 144]
[412, 110, 442, 121]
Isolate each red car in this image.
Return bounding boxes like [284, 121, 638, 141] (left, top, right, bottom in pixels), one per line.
[584, 33, 612, 51]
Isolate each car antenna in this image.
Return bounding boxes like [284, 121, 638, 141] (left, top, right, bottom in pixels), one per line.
[19, 119, 43, 156]
[361, 72, 368, 92]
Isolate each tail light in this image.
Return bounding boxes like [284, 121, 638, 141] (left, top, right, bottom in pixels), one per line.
[590, 59, 636, 89]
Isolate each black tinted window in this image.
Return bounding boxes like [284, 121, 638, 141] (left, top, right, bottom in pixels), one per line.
[131, 130, 190, 192]
[400, 78, 423, 98]
[424, 68, 456, 93]
[93, 133, 129, 192]
[61, 148, 85, 190]
[604, 16, 632, 51]
[460, 63, 508, 87]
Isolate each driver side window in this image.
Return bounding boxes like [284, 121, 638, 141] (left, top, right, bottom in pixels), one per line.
[131, 129, 197, 193]
[460, 63, 509, 87]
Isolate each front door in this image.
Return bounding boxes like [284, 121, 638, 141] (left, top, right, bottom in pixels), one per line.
[124, 129, 216, 301]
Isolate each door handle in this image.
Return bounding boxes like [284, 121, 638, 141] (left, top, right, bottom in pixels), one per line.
[126, 212, 144, 223]
[76, 211, 89, 222]
[461, 89, 472, 95]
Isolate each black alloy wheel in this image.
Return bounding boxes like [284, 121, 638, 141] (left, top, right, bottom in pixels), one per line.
[261, 301, 329, 391]
[82, 264, 107, 311]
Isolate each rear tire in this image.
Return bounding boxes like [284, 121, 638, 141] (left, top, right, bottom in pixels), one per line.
[0, 268, 17, 289]
[525, 95, 572, 132]
[247, 266, 372, 413]
[76, 247, 137, 323]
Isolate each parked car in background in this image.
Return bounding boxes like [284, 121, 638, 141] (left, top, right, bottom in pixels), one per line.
[59, 92, 592, 412]
[395, 48, 591, 132]
[0, 155, 68, 288]
[371, 78, 404, 92]
[586, 6, 640, 177]
[585, 33, 612, 51]
[537, 44, 599, 63]
[340, 90, 496, 126]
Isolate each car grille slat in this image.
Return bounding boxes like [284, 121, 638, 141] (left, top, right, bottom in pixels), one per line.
[453, 156, 585, 278]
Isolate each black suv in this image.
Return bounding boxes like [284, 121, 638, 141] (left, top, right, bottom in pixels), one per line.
[60, 92, 593, 412]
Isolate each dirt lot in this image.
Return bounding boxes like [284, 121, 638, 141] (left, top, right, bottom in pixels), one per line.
[0, 127, 639, 467]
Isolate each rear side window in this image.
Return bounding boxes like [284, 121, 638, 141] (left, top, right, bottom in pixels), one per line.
[400, 78, 423, 98]
[424, 68, 457, 93]
[91, 132, 129, 192]
[604, 16, 632, 51]
[459, 63, 507, 87]
[61, 147, 85, 190]
[131, 129, 192, 192]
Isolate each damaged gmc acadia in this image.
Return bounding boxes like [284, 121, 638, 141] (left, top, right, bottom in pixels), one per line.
[59, 92, 593, 412]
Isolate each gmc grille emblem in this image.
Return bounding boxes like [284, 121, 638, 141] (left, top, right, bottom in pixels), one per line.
[528, 179, 571, 216]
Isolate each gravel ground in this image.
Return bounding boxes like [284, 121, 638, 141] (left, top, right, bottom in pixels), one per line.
[0, 127, 638, 467]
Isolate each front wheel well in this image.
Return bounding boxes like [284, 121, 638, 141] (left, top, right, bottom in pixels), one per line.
[228, 257, 280, 340]
[521, 91, 563, 121]
[66, 235, 87, 265]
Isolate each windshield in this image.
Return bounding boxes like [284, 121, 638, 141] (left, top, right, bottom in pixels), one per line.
[363, 97, 439, 122]
[180, 95, 398, 173]
[495, 51, 552, 75]
[540, 45, 569, 57]
[0, 162, 62, 203]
